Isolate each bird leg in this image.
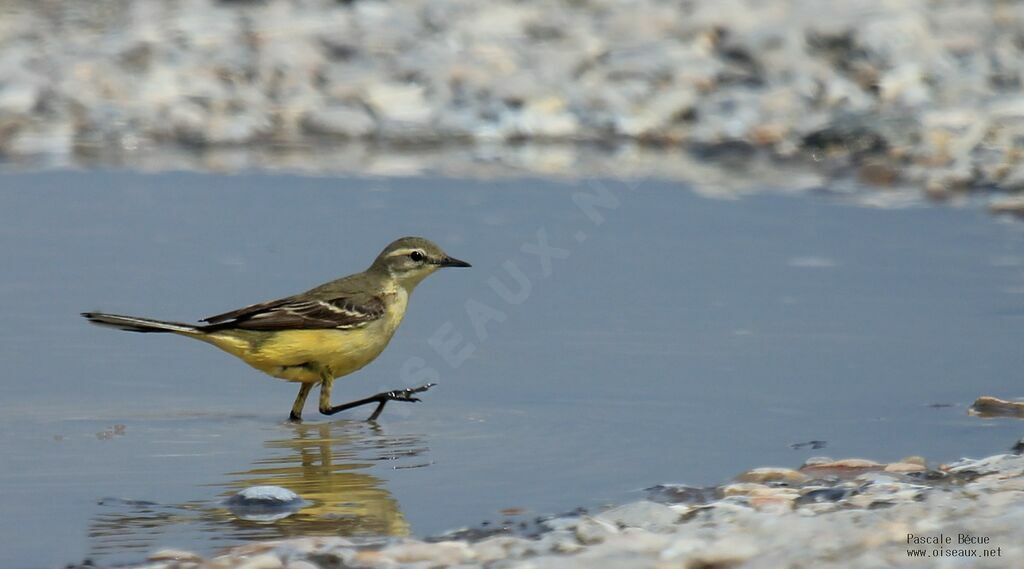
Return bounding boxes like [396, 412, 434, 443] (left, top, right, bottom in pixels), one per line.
[317, 372, 335, 415]
[288, 382, 314, 422]
[320, 383, 437, 421]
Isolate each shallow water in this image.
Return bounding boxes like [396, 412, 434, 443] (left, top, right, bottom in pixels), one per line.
[1, 170, 1023, 568]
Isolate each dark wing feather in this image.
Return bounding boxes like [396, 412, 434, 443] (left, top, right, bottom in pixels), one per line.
[200, 295, 385, 331]
[201, 298, 292, 325]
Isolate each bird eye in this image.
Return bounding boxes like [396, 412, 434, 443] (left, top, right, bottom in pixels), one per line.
[410, 251, 425, 262]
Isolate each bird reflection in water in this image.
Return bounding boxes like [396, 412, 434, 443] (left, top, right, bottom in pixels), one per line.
[88, 419, 428, 560]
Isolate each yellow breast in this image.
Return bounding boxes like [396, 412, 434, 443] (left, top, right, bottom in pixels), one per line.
[203, 288, 410, 383]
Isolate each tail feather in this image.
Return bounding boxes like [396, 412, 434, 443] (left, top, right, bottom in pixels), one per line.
[81, 312, 200, 334]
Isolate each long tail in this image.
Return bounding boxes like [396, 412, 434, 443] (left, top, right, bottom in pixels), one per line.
[81, 312, 201, 334]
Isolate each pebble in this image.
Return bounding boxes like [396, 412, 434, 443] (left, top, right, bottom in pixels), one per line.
[532, 530, 583, 555]
[644, 484, 717, 505]
[883, 462, 927, 474]
[1012, 438, 1024, 455]
[943, 454, 1024, 477]
[146, 549, 202, 562]
[234, 554, 283, 569]
[592, 501, 679, 532]
[471, 536, 533, 563]
[969, 394, 1024, 415]
[736, 467, 808, 485]
[573, 517, 618, 545]
[222, 486, 306, 522]
[796, 487, 849, 505]
[0, 83, 38, 115]
[383, 540, 473, 565]
[226, 486, 301, 505]
[721, 482, 769, 497]
[301, 106, 376, 138]
[800, 458, 884, 477]
[363, 82, 432, 129]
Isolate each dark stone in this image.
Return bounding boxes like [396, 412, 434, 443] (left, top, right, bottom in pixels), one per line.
[906, 470, 949, 482]
[1012, 438, 1024, 455]
[796, 487, 849, 505]
[644, 484, 719, 505]
[790, 440, 828, 450]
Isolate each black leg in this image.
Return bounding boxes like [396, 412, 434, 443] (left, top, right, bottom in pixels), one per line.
[320, 383, 436, 420]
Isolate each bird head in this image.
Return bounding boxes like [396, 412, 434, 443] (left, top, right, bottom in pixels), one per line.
[371, 236, 471, 289]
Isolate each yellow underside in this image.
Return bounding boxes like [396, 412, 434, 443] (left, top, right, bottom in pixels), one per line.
[180, 282, 408, 385]
[193, 325, 393, 383]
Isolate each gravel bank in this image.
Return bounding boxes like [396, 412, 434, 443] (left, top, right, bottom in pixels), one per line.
[1, 0, 1024, 200]
[98, 450, 1024, 569]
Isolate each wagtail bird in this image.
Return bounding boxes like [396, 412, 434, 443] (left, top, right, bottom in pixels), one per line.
[82, 237, 470, 421]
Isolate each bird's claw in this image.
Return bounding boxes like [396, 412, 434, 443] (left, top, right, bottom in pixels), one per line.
[386, 383, 435, 402]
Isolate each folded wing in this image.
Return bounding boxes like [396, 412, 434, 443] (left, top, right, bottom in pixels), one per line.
[201, 295, 385, 331]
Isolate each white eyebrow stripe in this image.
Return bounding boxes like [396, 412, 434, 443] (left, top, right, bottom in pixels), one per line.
[385, 248, 420, 257]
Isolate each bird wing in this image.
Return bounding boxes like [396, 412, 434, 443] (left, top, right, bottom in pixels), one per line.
[200, 294, 386, 331]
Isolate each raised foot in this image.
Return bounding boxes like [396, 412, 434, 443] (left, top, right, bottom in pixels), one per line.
[381, 383, 437, 403]
[320, 383, 438, 421]
[366, 383, 437, 420]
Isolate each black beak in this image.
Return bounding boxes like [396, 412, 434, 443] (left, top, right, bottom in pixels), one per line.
[439, 256, 471, 268]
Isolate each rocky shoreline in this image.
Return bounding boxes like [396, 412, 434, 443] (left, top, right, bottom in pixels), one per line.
[1, 0, 1023, 202]
[94, 446, 1024, 569]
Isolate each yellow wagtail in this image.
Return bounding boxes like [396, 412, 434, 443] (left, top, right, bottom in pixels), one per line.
[82, 236, 470, 421]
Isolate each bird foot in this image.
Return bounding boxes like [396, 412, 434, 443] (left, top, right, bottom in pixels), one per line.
[366, 383, 436, 421]
[381, 383, 437, 403]
[319, 383, 438, 420]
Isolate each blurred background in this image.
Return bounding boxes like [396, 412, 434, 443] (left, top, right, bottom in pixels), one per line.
[1, 1, 1023, 567]
[0, 0, 1021, 198]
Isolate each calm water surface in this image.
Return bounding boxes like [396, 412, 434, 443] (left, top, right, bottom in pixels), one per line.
[1, 170, 1023, 567]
